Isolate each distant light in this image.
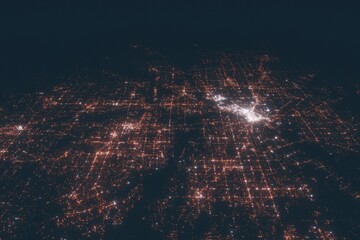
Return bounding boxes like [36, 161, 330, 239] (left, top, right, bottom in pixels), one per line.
[238, 107, 265, 123]
[17, 125, 24, 131]
[213, 95, 226, 102]
[221, 104, 266, 123]
[210, 94, 268, 123]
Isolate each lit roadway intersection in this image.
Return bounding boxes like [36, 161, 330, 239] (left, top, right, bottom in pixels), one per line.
[1, 47, 359, 239]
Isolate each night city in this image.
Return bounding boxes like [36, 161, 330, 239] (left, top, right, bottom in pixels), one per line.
[1, 1, 359, 239]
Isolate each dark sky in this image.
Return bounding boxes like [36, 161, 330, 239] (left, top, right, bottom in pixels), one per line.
[0, 0, 359, 92]
[1, 0, 359, 45]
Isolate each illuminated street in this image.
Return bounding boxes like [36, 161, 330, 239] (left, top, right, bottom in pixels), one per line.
[1, 46, 359, 239]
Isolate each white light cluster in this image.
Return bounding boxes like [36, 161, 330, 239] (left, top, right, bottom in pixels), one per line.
[213, 95, 227, 102]
[220, 104, 266, 123]
[210, 94, 267, 123]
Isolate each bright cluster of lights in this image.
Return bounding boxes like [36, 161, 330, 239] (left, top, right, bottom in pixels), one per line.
[221, 104, 266, 122]
[210, 94, 267, 123]
[212, 94, 227, 102]
[228, 105, 266, 122]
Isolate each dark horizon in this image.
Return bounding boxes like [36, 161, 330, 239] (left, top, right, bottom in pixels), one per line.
[1, 1, 359, 95]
